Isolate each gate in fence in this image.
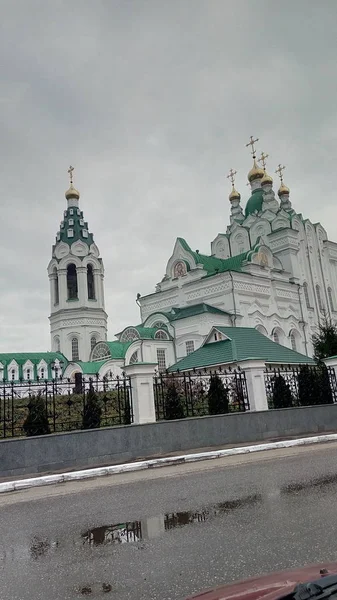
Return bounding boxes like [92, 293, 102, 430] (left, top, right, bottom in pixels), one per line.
[0, 374, 133, 438]
[153, 368, 250, 421]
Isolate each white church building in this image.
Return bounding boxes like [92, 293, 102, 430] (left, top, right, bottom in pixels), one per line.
[0, 138, 335, 383]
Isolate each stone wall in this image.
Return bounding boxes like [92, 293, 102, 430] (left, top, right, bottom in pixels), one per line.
[1, 404, 337, 479]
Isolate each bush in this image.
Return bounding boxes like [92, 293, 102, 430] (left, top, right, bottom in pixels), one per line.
[164, 383, 185, 420]
[271, 375, 294, 409]
[82, 386, 102, 430]
[298, 364, 333, 406]
[124, 391, 132, 425]
[207, 374, 229, 415]
[23, 395, 51, 437]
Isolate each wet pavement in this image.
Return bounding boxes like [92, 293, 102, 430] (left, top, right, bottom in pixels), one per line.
[1, 444, 337, 600]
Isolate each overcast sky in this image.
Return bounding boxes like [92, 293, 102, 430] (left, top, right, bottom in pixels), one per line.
[1, 0, 337, 352]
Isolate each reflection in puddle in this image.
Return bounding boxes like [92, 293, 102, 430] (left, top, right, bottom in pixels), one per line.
[281, 473, 337, 495]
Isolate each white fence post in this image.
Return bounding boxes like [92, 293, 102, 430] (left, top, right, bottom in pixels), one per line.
[123, 363, 157, 424]
[240, 360, 269, 411]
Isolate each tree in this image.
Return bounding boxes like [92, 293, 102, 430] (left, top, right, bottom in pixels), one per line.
[271, 375, 294, 409]
[82, 386, 102, 429]
[123, 390, 132, 425]
[23, 395, 51, 437]
[164, 383, 185, 420]
[298, 364, 333, 406]
[313, 318, 337, 361]
[207, 374, 229, 415]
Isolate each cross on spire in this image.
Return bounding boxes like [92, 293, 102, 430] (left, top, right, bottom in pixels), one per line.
[275, 163, 286, 184]
[245, 136, 259, 158]
[258, 151, 269, 171]
[227, 168, 237, 187]
[68, 165, 74, 185]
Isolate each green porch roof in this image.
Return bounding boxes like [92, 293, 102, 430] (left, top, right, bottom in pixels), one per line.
[0, 352, 67, 366]
[168, 327, 314, 372]
[167, 303, 230, 321]
[75, 360, 106, 374]
[177, 238, 247, 275]
[107, 341, 132, 358]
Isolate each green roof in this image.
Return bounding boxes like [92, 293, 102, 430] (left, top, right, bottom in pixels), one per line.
[0, 352, 67, 366]
[75, 360, 106, 374]
[177, 238, 247, 275]
[55, 206, 94, 247]
[167, 303, 230, 321]
[245, 188, 264, 217]
[107, 341, 132, 358]
[169, 327, 314, 371]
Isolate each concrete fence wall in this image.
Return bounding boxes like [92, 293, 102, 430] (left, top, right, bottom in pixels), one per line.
[1, 403, 337, 479]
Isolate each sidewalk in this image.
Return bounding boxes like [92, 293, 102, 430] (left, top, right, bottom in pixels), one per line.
[1, 430, 337, 494]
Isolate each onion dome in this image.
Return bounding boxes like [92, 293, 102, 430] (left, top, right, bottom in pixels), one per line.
[247, 159, 264, 183]
[278, 183, 290, 196]
[229, 187, 241, 201]
[261, 171, 273, 186]
[65, 183, 80, 200]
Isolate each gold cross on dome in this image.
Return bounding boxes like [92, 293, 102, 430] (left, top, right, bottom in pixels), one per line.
[258, 151, 269, 171]
[227, 168, 237, 187]
[68, 165, 74, 184]
[245, 135, 259, 158]
[275, 163, 286, 184]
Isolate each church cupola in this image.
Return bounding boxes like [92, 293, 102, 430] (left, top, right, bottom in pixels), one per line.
[246, 136, 264, 190]
[227, 168, 244, 224]
[258, 151, 279, 213]
[47, 167, 108, 363]
[276, 163, 292, 211]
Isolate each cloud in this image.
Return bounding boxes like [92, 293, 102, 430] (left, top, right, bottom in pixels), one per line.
[0, 0, 337, 351]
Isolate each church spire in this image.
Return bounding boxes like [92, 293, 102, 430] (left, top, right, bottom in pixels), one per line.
[227, 168, 244, 224]
[65, 165, 80, 207]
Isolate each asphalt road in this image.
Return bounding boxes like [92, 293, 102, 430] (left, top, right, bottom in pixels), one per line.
[2, 443, 337, 600]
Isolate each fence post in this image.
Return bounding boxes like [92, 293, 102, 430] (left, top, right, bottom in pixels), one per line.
[123, 363, 157, 424]
[239, 360, 268, 411]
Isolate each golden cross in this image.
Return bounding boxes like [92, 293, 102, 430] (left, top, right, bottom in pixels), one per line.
[68, 165, 74, 184]
[227, 168, 237, 187]
[258, 151, 269, 171]
[275, 163, 286, 184]
[245, 135, 259, 158]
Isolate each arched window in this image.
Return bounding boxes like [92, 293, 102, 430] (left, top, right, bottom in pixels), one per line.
[256, 325, 268, 337]
[87, 264, 95, 300]
[91, 342, 111, 361]
[120, 328, 140, 343]
[90, 336, 97, 351]
[290, 332, 297, 351]
[67, 264, 78, 300]
[11, 369, 15, 380]
[40, 368, 45, 380]
[153, 321, 167, 330]
[26, 368, 31, 380]
[53, 267, 59, 305]
[328, 287, 334, 312]
[129, 351, 138, 364]
[303, 282, 310, 309]
[54, 336, 60, 353]
[71, 337, 79, 361]
[316, 284, 324, 311]
[154, 330, 169, 340]
[273, 330, 279, 344]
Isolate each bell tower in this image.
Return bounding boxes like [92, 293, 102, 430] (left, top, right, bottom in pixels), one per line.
[48, 167, 108, 362]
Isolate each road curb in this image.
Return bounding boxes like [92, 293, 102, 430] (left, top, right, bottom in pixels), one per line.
[1, 432, 337, 494]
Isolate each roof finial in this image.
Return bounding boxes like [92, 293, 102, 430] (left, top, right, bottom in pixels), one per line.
[259, 152, 273, 187]
[68, 165, 74, 185]
[275, 164, 290, 198]
[227, 168, 241, 203]
[245, 135, 259, 159]
[227, 168, 237, 189]
[258, 151, 269, 171]
[275, 163, 286, 184]
[246, 136, 264, 184]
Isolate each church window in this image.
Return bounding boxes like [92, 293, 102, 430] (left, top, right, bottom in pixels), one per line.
[120, 327, 140, 342]
[60, 222, 64, 229]
[54, 336, 61, 353]
[290, 332, 297, 351]
[316, 285, 324, 311]
[92, 342, 111, 360]
[40, 368, 45, 380]
[256, 325, 268, 337]
[186, 340, 195, 355]
[57, 232, 61, 241]
[129, 351, 138, 364]
[273, 330, 279, 344]
[53, 268, 59, 305]
[328, 287, 334, 312]
[87, 265, 95, 300]
[11, 369, 15, 380]
[64, 210, 67, 217]
[77, 209, 81, 215]
[71, 337, 79, 361]
[69, 209, 74, 215]
[68, 218, 74, 226]
[82, 230, 88, 238]
[156, 348, 166, 372]
[67, 264, 78, 300]
[153, 321, 167, 330]
[303, 282, 310, 309]
[90, 336, 97, 351]
[67, 229, 74, 238]
[80, 219, 84, 226]
[154, 330, 168, 340]
[26, 369, 31, 380]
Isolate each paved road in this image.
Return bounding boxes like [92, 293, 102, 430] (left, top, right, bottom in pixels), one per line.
[2, 443, 337, 600]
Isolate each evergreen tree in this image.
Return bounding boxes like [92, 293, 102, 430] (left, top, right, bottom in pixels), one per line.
[207, 374, 229, 415]
[271, 375, 294, 409]
[317, 361, 333, 405]
[82, 386, 102, 430]
[23, 395, 51, 437]
[297, 364, 333, 406]
[123, 390, 132, 425]
[313, 318, 337, 361]
[164, 383, 185, 420]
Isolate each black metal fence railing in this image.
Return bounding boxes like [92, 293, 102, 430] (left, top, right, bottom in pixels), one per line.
[264, 364, 337, 409]
[153, 368, 249, 421]
[0, 374, 133, 439]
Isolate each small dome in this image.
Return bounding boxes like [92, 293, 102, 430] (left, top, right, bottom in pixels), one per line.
[278, 183, 290, 196]
[65, 183, 80, 200]
[261, 171, 273, 186]
[245, 188, 264, 217]
[248, 159, 264, 183]
[229, 187, 241, 201]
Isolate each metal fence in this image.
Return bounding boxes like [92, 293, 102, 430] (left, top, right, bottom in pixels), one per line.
[153, 368, 249, 421]
[264, 364, 337, 408]
[0, 374, 133, 438]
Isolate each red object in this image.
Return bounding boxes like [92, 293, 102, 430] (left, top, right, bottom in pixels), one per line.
[186, 562, 337, 600]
